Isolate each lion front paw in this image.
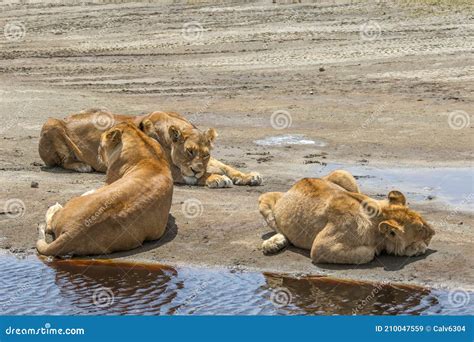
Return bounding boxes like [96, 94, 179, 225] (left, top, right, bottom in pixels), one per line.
[206, 174, 233, 188]
[262, 233, 288, 255]
[404, 242, 427, 257]
[232, 172, 263, 186]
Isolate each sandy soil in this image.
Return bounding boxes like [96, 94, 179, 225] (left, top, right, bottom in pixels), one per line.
[0, 0, 473, 290]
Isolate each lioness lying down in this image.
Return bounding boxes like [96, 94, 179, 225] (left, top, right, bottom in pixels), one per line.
[38, 109, 262, 188]
[36, 122, 173, 256]
[258, 170, 435, 264]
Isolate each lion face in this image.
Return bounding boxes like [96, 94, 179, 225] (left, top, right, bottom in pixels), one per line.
[167, 125, 216, 183]
[378, 191, 435, 256]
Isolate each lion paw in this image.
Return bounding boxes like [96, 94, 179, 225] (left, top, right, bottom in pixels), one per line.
[74, 164, 93, 173]
[232, 172, 263, 186]
[206, 175, 233, 188]
[262, 233, 288, 255]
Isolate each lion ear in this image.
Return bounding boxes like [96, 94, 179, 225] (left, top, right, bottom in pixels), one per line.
[139, 119, 156, 137]
[379, 220, 403, 238]
[106, 128, 122, 144]
[168, 125, 183, 143]
[205, 128, 218, 144]
[388, 190, 406, 206]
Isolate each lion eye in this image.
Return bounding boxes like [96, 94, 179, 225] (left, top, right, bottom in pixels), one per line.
[203, 153, 210, 159]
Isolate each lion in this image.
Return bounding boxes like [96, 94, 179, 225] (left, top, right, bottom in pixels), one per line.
[258, 170, 435, 264]
[38, 108, 262, 188]
[36, 122, 173, 256]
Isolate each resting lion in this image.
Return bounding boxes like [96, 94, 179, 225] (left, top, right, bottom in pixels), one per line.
[38, 108, 262, 188]
[258, 170, 435, 264]
[36, 122, 173, 256]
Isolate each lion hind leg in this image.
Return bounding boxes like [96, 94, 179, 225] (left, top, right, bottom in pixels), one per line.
[323, 170, 360, 193]
[258, 192, 283, 231]
[207, 157, 262, 186]
[39, 118, 91, 172]
[311, 239, 374, 264]
[45, 202, 63, 234]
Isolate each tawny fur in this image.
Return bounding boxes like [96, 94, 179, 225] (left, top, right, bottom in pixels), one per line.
[38, 109, 262, 188]
[36, 122, 173, 257]
[258, 170, 435, 264]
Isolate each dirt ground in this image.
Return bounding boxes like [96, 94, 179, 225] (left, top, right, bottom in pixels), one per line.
[0, 0, 473, 290]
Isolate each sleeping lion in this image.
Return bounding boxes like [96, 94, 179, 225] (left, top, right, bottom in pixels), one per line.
[36, 122, 173, 256]
[38, 108, 262, 188]
[258, 170, 435, 264]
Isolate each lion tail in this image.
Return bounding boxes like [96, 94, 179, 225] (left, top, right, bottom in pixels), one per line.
[36, 223, 70, 256]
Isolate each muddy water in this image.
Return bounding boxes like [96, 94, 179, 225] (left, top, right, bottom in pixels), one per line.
[304, 163, 474, 212]
[1, 255, 472, 315]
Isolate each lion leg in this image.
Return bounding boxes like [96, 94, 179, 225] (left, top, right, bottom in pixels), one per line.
[311, 239, 374, 264]
[39, 118, 92, 173]
[45, 202, 63, 234]
[80, 189, 97, 197]
[62, 161, 93, 173]
[207, 157, 262, 186]
[258, 192, 283, 231]
[323, 170, 360, 193]
[262, 233, 289, 255]
[197, 172, 233, 188]
[259, 192, 289, 254]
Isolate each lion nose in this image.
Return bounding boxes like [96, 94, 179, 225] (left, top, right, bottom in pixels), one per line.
[191, 167, 200, 174]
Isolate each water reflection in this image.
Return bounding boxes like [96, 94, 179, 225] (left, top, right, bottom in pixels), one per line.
[0, 255, 471, 315]
[263, 273, 436, 315]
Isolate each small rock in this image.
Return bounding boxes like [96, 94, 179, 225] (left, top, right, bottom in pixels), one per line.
[426, 195, 435, 200]
[319, 67, 325, 72]
[31, 181, 39, 188]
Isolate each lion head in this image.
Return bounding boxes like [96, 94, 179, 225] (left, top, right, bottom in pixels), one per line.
[378, 191, 435, 256]
[166, 125, 216, 183]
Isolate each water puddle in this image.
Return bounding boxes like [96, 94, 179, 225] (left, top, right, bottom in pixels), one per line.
[1, 255, 472, 315]
[254, 134, 326, 146]
[306, 163, 474, 211]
